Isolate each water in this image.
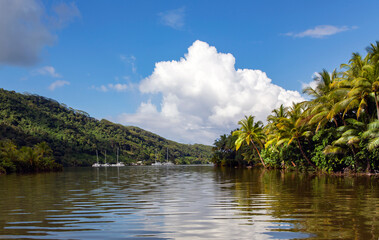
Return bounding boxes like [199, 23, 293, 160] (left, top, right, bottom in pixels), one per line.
[0, 166, 378, 239]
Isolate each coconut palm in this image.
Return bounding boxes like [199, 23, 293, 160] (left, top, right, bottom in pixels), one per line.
[366, 41, 379, 63]
[276, 103, 316, 168]
[362, 120, 379, 151]
[233, 115, 266, 167]
[324, 118, 365, 156]
[265, 104, 288, 148]
[331, 49, 379, 120]
[303, 69, 342, 131]
[324, 118, 378, 171]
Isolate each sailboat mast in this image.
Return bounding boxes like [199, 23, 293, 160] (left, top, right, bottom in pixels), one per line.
[105, 150, 107, 164]
[117, 147, 119, 164]
[96, 150, 99, 164]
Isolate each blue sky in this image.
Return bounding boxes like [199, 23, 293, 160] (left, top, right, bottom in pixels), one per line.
[1, 0, 379, 144]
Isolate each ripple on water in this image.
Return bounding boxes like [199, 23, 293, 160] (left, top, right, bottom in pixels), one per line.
[0, 166, 378, 239]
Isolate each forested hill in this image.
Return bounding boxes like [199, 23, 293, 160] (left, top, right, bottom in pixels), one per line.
[0, 88, 212, 166]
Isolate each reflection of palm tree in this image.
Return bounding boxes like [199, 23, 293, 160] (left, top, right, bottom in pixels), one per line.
[233, 115, 266, 167]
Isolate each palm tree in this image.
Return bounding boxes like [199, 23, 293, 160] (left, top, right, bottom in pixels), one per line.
[276, 103, 316, 168]
[362, 120, 379, 151]
[324, 118, 365, 156]
[332, 50, 379, 120]
[233, 115, 266, 167]
[324, 118, 376, 171]
[265, 104, 288, 148]
[303, 69, 342, 131]
[366, 41, 379, 63]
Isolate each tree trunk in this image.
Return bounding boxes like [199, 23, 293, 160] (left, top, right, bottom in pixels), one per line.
[375, 92, 379, 120]
[250, 140, 266, 168]
[296, 138, 316, 168]
[333, 118, 338, 127]
[333, 114, 340, 127]
[366, 158, 371, 173]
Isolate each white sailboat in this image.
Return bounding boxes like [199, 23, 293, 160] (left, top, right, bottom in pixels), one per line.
[92, 150, 101, 167]
[162, 147, 174, 165]
[101, 150, 110, 167]
[151, 149, 162, 165]
[111, 147, 125, 167]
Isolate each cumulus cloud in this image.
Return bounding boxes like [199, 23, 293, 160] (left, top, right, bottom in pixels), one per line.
[32, 66, 62, 78]
[94, 83, 129, 92]
[0, 0, 79, 66]
[285, 25, 356, 38]
[302, 72, 321, 90]
[158, 7, 185, 30]
[116, 40, 304, 144]
[49, 80, 70, 91]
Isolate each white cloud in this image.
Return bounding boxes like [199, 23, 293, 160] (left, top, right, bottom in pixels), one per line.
[116, 40, 304, 145]
[0, 0, 80, 66]
[94, 83, 128, 92]
[32, 66, 62, 78]
[49, 80, 70, 91]
[285, 25, 355, 38]
[301, 72, 321, 90]
[110, 83, 128, 92]
[158, 7, 185, 30]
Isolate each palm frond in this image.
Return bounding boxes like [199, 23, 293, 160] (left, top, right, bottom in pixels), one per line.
[368, 137, 379, 151]
[324, 145, 345, 155]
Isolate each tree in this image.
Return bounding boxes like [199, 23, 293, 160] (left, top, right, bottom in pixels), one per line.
[362, 120, 379, 151]
[332, 50, 379, 120]
[276, 103, 316, 168]
[302, 69, 342, 131]
[265, 105, 288, 153]
[233, 116, 266, 167]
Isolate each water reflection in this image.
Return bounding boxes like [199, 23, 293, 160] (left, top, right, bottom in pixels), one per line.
[0, 166, 378, 239]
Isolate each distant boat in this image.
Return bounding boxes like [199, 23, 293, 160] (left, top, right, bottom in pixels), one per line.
[111, 148, 125, 167]
[162, 147, 174, 165]
[152, 149, 162, 165]
[101, 150, 110, 167]
[92, 150, 101, 167]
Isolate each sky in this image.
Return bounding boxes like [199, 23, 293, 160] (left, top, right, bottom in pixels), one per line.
[1, 0, 379, 145]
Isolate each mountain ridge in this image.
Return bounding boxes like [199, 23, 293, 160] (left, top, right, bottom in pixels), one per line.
[0, 88, 212, 166]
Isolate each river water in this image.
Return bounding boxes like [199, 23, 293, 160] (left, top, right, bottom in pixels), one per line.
[0, 166, 378, 239]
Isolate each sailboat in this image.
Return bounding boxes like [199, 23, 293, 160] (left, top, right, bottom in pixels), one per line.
[101, 150, 110, 167]
[92, 150, 101, 167]
[111, 147, 125, 167]
[151, 149, 162, 165]
[162, 147, 174, 165]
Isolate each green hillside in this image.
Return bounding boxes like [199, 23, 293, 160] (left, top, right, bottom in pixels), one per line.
[0, 88, 212, 167]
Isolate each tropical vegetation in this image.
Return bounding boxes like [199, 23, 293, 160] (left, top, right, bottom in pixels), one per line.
[0, 140, 62, 174]
[0, 88, 212, 172]
[212, 41, 379, 173]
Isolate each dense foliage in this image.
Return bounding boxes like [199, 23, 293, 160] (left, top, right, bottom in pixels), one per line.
[0, 89, 212, 168]
[213, 41, 379, 173]
[0, 140, 62, 174]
